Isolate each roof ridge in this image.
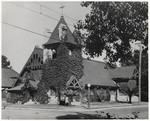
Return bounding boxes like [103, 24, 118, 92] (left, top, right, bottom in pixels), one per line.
[34, 47, 43, 55]
[116, 65, 136, 68]
[34, 46, 43, 50]
[83, 58, 105, 64]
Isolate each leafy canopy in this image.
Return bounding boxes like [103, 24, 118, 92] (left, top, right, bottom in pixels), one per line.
[2, 55, 11, 69]
[119, 80, 138, 103]
[76, 2, 148, 63]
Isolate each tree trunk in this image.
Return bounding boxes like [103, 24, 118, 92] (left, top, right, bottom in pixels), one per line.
[115, 89, 118, 102]
[129, 95, 132, 103]
[58, 90, 61, 104]
[68, 96, 71, 106]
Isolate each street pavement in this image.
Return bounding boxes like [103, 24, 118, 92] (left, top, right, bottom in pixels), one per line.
[2, 101, 148, 119]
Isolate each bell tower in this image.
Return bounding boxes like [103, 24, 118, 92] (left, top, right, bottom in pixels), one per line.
[43, 16, 77, 62]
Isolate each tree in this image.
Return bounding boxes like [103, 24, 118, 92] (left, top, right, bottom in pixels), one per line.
[2, 55, 11, 69]
[119, 80, 138, 103]
[119, 46, 148, 102]
[76, 2, 148, 64]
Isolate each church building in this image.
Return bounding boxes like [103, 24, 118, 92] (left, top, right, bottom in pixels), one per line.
[6, 16, 138, 104]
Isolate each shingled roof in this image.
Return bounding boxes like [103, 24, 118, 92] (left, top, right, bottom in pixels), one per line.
[109, 65, 137, 79]
[43, 16, 76, 49]
[81, 59, 117, 88]
[2, 68, 19, 88]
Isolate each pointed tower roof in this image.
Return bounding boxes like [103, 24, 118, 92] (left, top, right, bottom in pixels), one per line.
[43, 16, 76, 49]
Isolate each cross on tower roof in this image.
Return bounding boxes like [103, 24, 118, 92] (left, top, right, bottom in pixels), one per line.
[59, 3, 65, 16]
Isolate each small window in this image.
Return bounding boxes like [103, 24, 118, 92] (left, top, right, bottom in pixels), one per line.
[38, 57, 41, 62]
[33, 54, 35, 59]
[36, 54, 38, 59]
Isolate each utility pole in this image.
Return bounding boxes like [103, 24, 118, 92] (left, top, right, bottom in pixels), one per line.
[138, 41, 142, 104]
[135, 40, 143, 104]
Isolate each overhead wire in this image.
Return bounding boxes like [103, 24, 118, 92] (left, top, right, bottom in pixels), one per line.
[34, 2, 61, 15]
[10, 3, 59, 21]
[9, 3, 75, 27]
[34, 2, 78, 22]
[2, 21, 66, 42]
[2, 21, 50, 38]
[3, 3, 80, 41]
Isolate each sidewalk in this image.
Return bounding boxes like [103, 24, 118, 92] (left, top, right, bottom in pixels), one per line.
[82, 101, 148, 109]
[2, 100, 148, 112]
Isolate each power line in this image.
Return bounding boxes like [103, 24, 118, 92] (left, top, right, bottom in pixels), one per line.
[2, 21, 63, 42]
[2, 21, 49, 38]
[10, 3, 59, 21]
[34, 2, 78, 22]
[34, 2, 60, 14]
[9, 3, 74, 27]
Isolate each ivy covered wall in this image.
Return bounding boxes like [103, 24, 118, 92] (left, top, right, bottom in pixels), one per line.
[35, 43, 83, 104]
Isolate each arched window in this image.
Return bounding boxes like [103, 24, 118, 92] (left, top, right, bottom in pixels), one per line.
[38, 57, 41, 62]
[36, 54, 38, 59]
[52, 50, 56, 59]
[33, 54, 35, 59]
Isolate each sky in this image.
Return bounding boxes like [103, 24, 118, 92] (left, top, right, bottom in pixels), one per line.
[2, 1, 95, 73]
[2, 1, 142, 73]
